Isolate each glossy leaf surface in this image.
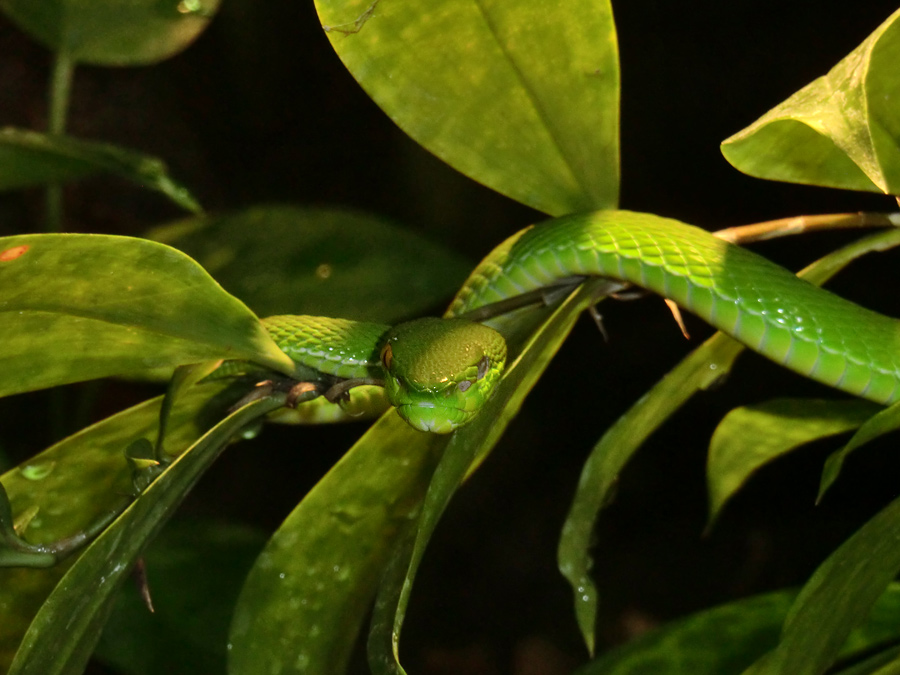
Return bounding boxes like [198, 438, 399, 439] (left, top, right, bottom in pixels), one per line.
[819, 400, 900, 500]
[0, 381, 238, 670]
[559, 226, 900, 655]
[574, 585, 900, 675]
[0, 0, 220, 65]
[745, 493, 900, 675]
[0, 233, 293, 397]
[231, 283, 602, 675]
[0, 128, 201, 212]
[368, 283, 603, 674]
[315, 0, 620, 215]
[722, 8, 900, 194]
[707, 398, 880, 524]
[7, 394, 285, 675]
[95, 519, 269, 675]
[148, 205, 471, 323]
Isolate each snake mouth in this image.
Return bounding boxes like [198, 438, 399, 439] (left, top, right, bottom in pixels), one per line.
[395, 402, 473, 434]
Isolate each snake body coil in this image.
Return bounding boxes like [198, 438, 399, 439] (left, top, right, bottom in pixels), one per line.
[259, 210, 900, 432]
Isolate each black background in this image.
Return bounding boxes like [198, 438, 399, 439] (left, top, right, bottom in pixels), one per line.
[2, 2, 900, 673]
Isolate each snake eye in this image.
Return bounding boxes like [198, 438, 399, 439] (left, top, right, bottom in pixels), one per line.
[381, 343, 393, 370]
[476, 356, 490, 381]
[458, 380, 472, 393]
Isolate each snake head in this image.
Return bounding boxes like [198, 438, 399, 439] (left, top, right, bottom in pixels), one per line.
[380, 318, 507, 433]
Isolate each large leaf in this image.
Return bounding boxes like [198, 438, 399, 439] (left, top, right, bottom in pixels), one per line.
[230, 283, 603, 675]
[559, 226, 900, 655]
[228, 414, 447, 675]
[95, 519, 269, 675]
[0, 128, 201, 212]
[818, 400, 900, 500]
[707, 398, 880, 525]
[574, 585, 900, 675]
[0, 0, 220, 66]
[0, 380, 238, 670]
[722, 8, 900, 194]
[367, 283, 604, 674]
[744, 493, 900, 675]
[0, 233, 294, 397]
[6, 393, 286, 675]
[315, 0, 620, 215]
[147, 205, 471, 323]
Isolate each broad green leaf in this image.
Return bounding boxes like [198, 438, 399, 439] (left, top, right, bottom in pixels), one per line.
[707, 398, 880, 525]
[0, 128, 201, 212]
[574, 584, 900, 675]
[576, 591, 793, 675]
[743, 492, 900, 675]
[559, 226, 900, 655]
[833, 648, 900, 675]
[819, 400, 900, 501]
[0, 233, 294, 397]
[559, 331, 746, 655]
[315, 0, 620, 215]
[0, 0, 219, 66]
[228, 414, 447, 675]
[0, 380, 238, 671]
[7, 393, 286, 675]
[95, 519, 269, 675]
[368, 283, 603, 674]
[231, 282, 603, 675]
[147, 205, 472, 323]
[722, 8, 900, 194]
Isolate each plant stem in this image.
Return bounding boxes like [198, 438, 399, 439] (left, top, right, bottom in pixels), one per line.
[45, 50, 75, 233]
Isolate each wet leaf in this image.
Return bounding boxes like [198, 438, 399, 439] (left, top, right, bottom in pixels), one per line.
[6, 393, 286, 675]
[722, 8, 900, 194]
[573, 584, 900, 675]
[95, 519, 268, 675]
[0, 128, 201, 212]
[228, 414, 447, 675]
[315, 0, 620, 215]
[818, 400, 900, 501]
[0, 233, 293, 397]
[368, 283, 604, 674]
[744, 493, 900, 675]
[707, 398, 880, 525]
[558, 226, 900, 655]
[0, 0, 220, 66]
[0, 380, 238, 670]
[148, 205, 472, 323]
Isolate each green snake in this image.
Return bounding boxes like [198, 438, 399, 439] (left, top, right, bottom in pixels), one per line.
[244, 210, 900, 433]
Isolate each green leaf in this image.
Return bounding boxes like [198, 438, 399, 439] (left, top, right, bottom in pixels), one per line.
[0, 128, 201, 212]
[147, 205, 472, 323]
[315, 0, 620, 215]
[0, 380, 238, 670]
[0, 233, 294, 397]
[95, 519, 268, 675]
[0, 0, 220, 66]
[559, 331, 746, 656]
[576, 590, 794, 675]
[819, 400, 900, 501]
[574, 584, 900, 675]
[228, 415, 447, 675]
[230, 282, 604, 675]
[367, 283, 603, 674]
[721, 8, 900, 194]
[6, 393, 286, 675]
[707, 398, 880, 525]
[744, 493, 900, 675]
[558, 225, 900, 655]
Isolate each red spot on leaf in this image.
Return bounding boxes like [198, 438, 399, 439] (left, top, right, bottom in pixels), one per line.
[0, 245, 28, 262]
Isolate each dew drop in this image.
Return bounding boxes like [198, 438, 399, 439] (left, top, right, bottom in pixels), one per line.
[19, 461, 56, 481]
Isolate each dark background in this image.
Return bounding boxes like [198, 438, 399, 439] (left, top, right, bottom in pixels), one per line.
[2, 2, 900, 673]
